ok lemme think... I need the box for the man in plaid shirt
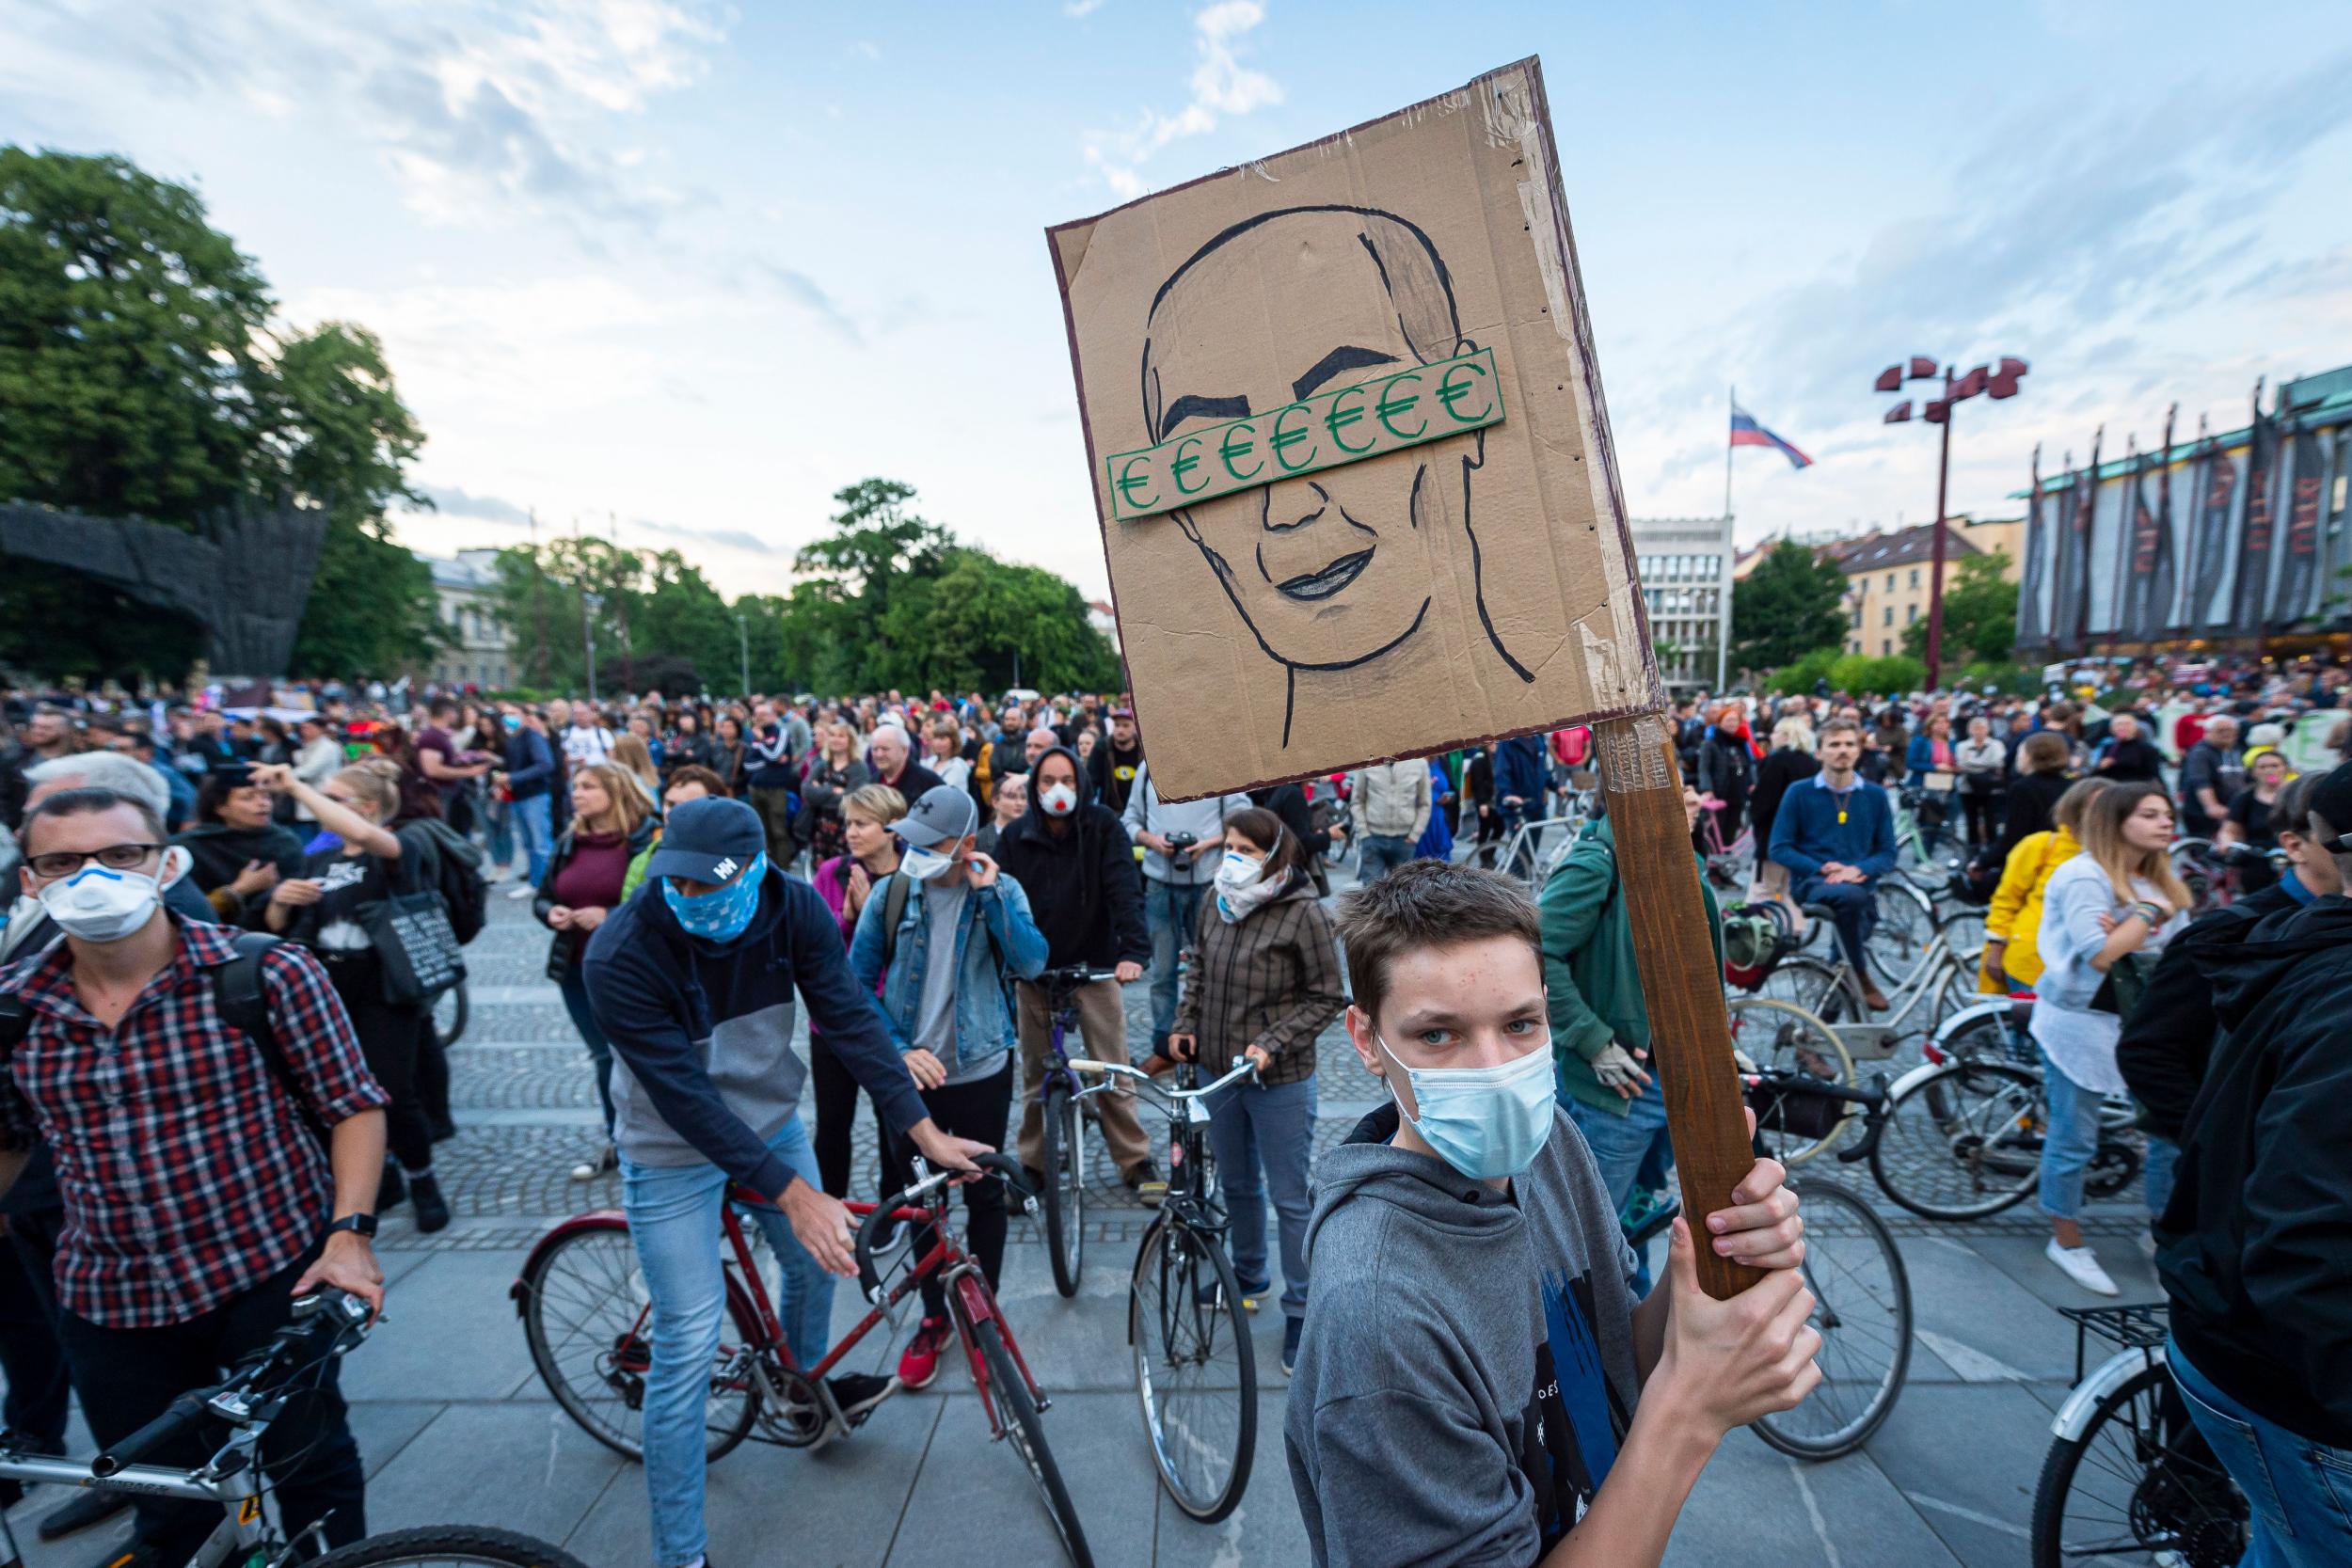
[0,787,390,1567]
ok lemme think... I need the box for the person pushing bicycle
[580,797,992,1568]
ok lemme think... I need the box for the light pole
[734,612,750,696]
[581,591,602,702]
[1875,355,2028,689]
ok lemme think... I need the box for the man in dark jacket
[1492,733,1548,878]
[993,746,1157,1195]
[2154,762,2352,1564]
[2089,710,2164,782]
[581,797,990,1568]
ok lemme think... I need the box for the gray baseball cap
[890,784,979,850]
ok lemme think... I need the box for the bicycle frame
[0,1448,274,1568]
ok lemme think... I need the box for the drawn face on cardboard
[1141,207,1497,680]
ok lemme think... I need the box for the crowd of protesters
[2,644,2348,1568]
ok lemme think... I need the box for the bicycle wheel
[1724,999,1853,1166]
[1867,878,1937,990]
[1749,956,1848,1021]
[517,1222,755,1463]
[1130,1217,1257,1522]
[309,1526,593,1568]
[971,1317,1093,1567]
[432,981,469,1050]
[1041,1075,1086,1298]
[2030,1362,2247,1568]
[1869,1058,2042,1221]
[1750,1180,1911,1460]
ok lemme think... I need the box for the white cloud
[1063,0,1106,16]
[1082,1,1281,199]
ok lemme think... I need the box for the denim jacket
[848,869,1048,1073]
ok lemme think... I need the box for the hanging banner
[2232,412,2278,632]
[2185,443,2240,631]
[2273,430,2325,630]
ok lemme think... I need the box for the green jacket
[1540,816,1723,1117]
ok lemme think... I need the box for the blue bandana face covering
[662,852,767,942]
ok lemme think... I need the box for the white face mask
[898,844,954,882]
[1213,849,1264,893]
[1039,783,1078,816]
[37,863,163,944]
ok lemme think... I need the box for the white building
[417,548,515,690]
[1629,515,1734,692]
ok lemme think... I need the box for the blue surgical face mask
[1375,1031,1557,1180]
[662,852,767,942]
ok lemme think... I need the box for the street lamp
[1874,355,2028,689]
[581,591,603,702]
[734,611,750,697]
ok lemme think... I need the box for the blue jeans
[2143,1133,2179,1220]
[1358,833,1415,884]
[1205,1075,1316,1319]
[2037,1045,2103,1222]
[2169,1339,2352,1568]
[1145,878,1206,1045]
[485,791,516,871]
[559,963,615,1134]
[515,792,555,885]
[1795,876,1879,982]
[622,1117,831,1568]
[1566,1088,1673,1293]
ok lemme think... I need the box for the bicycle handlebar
[1068,1054,1259,1099]
[91,1389,215,1478]
[852,1152,1034,1302]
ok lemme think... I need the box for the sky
[5,0,2349,602]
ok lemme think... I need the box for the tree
[0,149,442,681]
[1899,550,2017,664]
[792,479,952,689]
[1731,542,1851,673]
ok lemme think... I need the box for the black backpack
[403,817,489,945]
[0,930,326,1143]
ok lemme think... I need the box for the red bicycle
[510,1152,1091,1566]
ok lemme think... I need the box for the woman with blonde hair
[536,761,659,1179]
[611,732,661,807]
[2030,780,2189,1295]
[807,783,907,1196]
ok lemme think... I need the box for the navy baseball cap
[645,797,766,883]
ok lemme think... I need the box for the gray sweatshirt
[1285,1104,1641,1567]
[1120,762,1254,886]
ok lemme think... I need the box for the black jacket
[2160,895,2352,1447]
[1748,749,1820,856]
[1985,770,2070,870]
[1090,737,1147,816]
[2092,736,2164,782]
[2115,878,2300,1141]
[993,750,1149,972]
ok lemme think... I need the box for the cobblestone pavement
[7,856,2170,1568]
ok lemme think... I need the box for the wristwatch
[326,1212,378,1240]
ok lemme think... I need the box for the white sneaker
[2046,1239,2119,1296]
[506,882,536,900]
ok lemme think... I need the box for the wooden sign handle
[1592,713,1764,1302]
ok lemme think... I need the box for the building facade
[418,548,515,690]
[1629,515,1734,691]
[1823,519,2019,657]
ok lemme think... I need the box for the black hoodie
[992,745,1149,973]
[2163,894,2352,1446]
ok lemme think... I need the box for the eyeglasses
[25,844,164,879]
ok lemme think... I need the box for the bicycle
[1493,811,1583,888]
[1068,1053,1261,1524]
[431,978,469,1051]
[1621,1067,1913,1460]
[1696,796,1755,893]
[0,1289,590,1568]
[1032,962,1122,1297]
[2030,1301,2246,1567]
[1868,996,2143,1222]
[512,1152,1093,1565]
[2169,838,2285,916]
[1758,885,1978,1039]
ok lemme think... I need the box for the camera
[1163,830,1200,874]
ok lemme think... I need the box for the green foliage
[1955,658,2043,696]
[1899,551,2017,664]
[0,148,442,682]
[1766,647,1844,696]
[1732,542,1850,673]
[1830,653,1927,696]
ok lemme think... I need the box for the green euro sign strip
[1105,347,1502,521]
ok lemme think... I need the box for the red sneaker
[897,1316,950,1390]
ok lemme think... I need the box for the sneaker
[1124,1159,1167,1208]
[570,1144,619,1181]
[505,882,536,900]
[2045,1239,2119,1296]
[37,1486,130,1541]
[1199,1275,1268,1313]
[1281,1316,1303,1376]
[828,1371,897,1425]
[896,1316,951,1390]
[409,1173,451,1234]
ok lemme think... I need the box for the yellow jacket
[1979,827,2079,990]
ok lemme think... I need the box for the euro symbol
[1436,358,1495,424]
[1115,454,1159,515]
[1218,421,1263,483]
[1170,436,1208,497]
[1271,404,1318,473]
[1376,372,1426,439]
[1324,385,1374,454]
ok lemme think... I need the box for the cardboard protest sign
[1048,55,1660,800]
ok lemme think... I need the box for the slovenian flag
[1730,403,1813,469]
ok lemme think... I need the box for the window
[1907,603,1920,625]
[1909,568,1920,590]
[1885,573,1896,592]
[1883,606,1894,627]
[1883,639,1893,655]
[1851,608,1863,628]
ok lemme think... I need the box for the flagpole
[1724,385,1736,523]
[1722,386,1734,695]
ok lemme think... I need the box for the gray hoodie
[1285,1104,1641,1567]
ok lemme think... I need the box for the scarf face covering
[661,853,767,942]
[1214,850,1283,923]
